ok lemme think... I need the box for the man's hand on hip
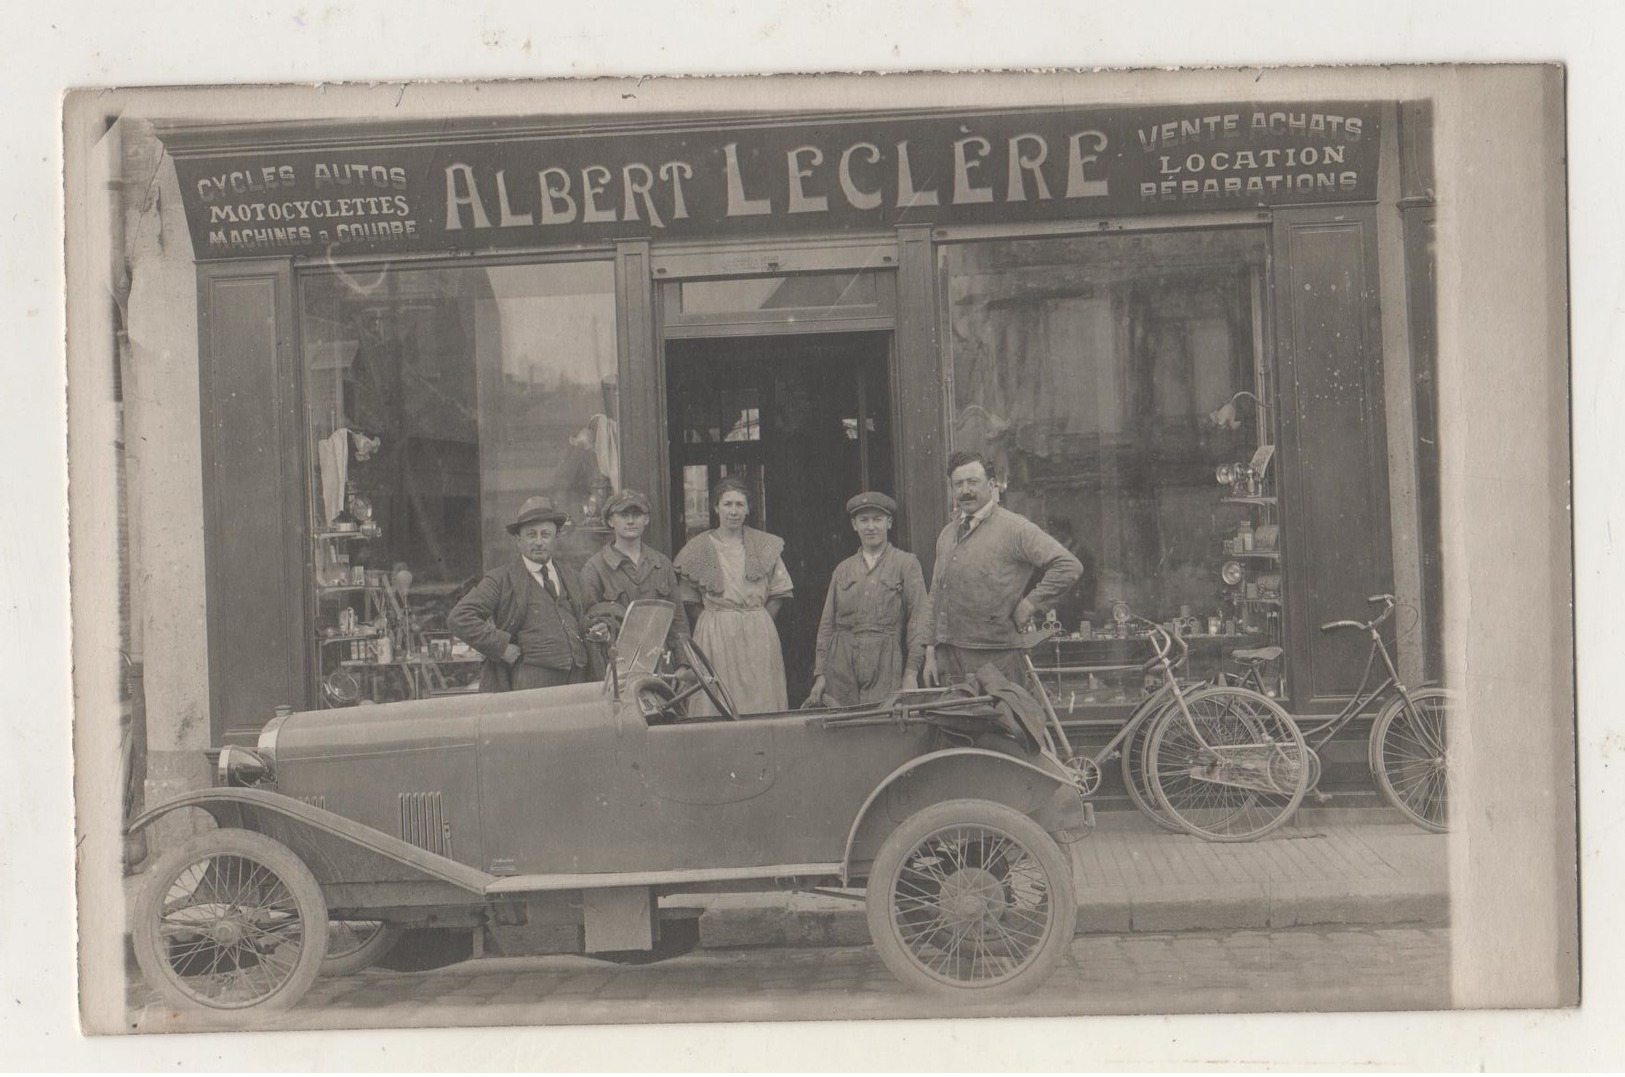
[502,643,523,665]
[1014,598,1037,629]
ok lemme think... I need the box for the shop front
[158,100,1436,796]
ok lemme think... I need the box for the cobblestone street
[126,926,1451,1034]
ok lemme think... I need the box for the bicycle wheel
[1370,688,1452,833]
[1147,685,1308,842]
[1119,687,1185,832]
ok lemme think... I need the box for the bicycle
[1023,613,1307,840]
[1020,630,1199,833]
[1140,620,1310,841]
[1226,593,1451,832]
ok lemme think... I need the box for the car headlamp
[217,745,273,788]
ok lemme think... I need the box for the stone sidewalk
[687,816,1448,949]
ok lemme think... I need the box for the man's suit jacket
[448,559,587,691]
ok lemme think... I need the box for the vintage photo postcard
[61,64,1575,1055]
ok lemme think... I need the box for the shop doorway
[665,332,895,704]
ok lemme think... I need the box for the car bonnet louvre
[399,791,453,857]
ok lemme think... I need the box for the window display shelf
[1222,495,1277,506]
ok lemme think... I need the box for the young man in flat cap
[806,491,930,707]
[449,496,589,691]
[578,488,691,671]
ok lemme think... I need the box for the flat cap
[600,488,651,522]
[846,491,898,517]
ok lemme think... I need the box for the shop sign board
[169,102,1382,260]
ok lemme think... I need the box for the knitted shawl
[673,526,785,597]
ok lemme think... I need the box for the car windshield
[615,600,676,678]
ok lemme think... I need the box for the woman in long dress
[673,477,793,715]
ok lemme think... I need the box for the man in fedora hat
[449,496,589,691]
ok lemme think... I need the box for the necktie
[541,564,558,600]
[957,515,974,542]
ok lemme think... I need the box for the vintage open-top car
[126,601,1092,1019]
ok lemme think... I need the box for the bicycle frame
[1021,645,1195,795]
[1296,599,1429,753]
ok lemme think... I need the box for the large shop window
[942,229,1272,641]
[301,261,619,703]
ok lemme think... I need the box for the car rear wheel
[132,829,328,1018]
[865,799,1074,998]
[322,920,402,976]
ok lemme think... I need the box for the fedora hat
[506,496,569,534]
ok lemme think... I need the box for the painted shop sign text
[168,103,1381,259]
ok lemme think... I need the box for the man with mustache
[449,496,589,692]
[921,451,1082,688]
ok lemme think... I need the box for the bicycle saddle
[1232,646,1284,662]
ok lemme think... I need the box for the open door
[665,332,895,703]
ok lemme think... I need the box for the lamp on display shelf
[1215,444,1277,498]
[1215,460,1258,497]
[1205,390,1271,431]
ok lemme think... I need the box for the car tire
[132,829,328,1019]
[864,798,1074,998]
[321,920,403,976]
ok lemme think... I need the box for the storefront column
[893,224,945,565]
[1373,101,1427,685]
[1271,205,1395,710]
[196,260,308,743]
[120,137,214,818]
[614,239,664,525]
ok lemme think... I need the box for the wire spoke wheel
[1147,686,1308,841]
[1120,688,1189,832]
[866,799,1074,998]
[133,830,328,1017]
[1371,688,1452,832]
[322,919,402,976]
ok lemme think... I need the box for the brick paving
[125,926,1452,1033]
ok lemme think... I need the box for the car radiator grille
[399,791,453,857]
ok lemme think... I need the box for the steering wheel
[679,638,739,721]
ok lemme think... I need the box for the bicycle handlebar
[1322,595,1399,634]
[1140,617,1188,667]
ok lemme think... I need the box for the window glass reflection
[301,261,618,703]
[942,229,1268,630]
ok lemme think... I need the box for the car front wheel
[132,829,328,1018]
[864,798,1075,998]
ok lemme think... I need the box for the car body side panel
[273,695,494,871]
[629,716,940,870]
[475,687,651,875]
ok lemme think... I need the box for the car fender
[839,747,1082,884]
[126,787,492,903]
